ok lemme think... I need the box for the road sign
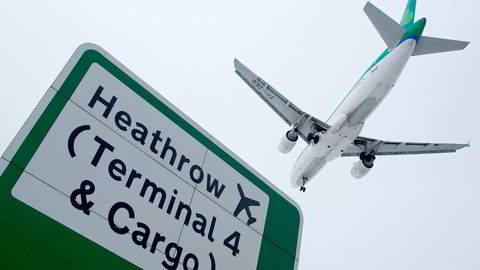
[0,44,303,270]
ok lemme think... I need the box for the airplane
[234,183,260,225]
[234,0,470,192]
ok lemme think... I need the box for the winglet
[234,58,242,70]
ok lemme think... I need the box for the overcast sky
[1,0,479,269]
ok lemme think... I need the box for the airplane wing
[342,135,469,157]
[234,59,329,142]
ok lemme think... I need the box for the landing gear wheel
[306,133,314,142]
[300,178,307,192]
[313,135,320,144]
[359,152,375,168]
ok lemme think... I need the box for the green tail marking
[401,0,416,29]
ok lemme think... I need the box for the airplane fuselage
[291,38,417,187]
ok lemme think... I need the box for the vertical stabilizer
[365,0,469,55]
[401,0,416,29]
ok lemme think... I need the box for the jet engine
[278,128,299,154]
[351,153,375,179]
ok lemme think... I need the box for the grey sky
[1,0,479,269]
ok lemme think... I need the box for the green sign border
[0,45,302,269]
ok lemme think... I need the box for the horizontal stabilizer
[412,36,470,56]
[364,2,405,49]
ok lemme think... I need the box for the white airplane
[234,0,470,192]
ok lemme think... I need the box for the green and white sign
[0,44,302,270]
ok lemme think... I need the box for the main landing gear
[306,133,320,144]
[300,178,307,192]
[359,152,376,168]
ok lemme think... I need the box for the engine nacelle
[278,129,298,154]
[350,154,375,179]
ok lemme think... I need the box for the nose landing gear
[300,177,307,192]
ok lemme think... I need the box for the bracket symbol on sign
[68,124,91,157]
[208,252,216,270]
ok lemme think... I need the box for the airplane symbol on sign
[233,183,260,226]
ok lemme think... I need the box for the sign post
[0,44,303,270]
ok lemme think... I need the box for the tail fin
[399,0,470,55]
[364,2,404,49]
[400,0,416,29]
[365,1,469,55]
